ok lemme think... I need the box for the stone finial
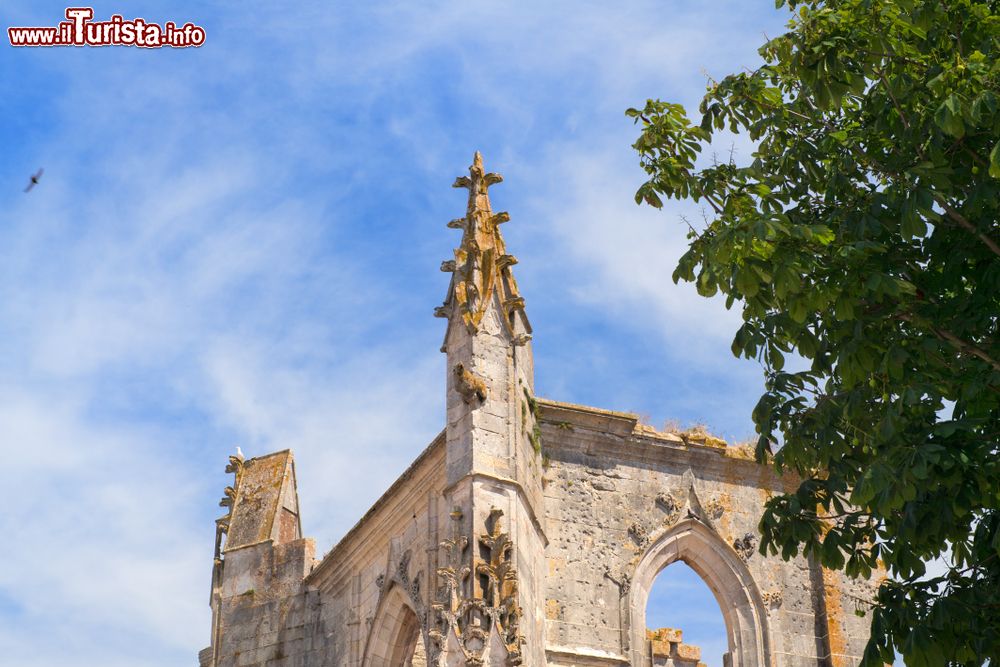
[438,152,527,334]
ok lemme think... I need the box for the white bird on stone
[236,446,244,458]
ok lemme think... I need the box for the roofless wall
[199,154,876,667]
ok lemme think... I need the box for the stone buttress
[430,151,546,666]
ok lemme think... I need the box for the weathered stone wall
[536,398,871,667]
[817,565,882,666]
[204,435,449,667]
[207,539,324,667]
[202,396,874,667]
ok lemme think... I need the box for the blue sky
[1,2,790,665]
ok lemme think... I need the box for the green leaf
[770,346,785,371]
[788,299,808,323]
[934,95,965,138]
[696,269,718,297]
[990,140,1000,179]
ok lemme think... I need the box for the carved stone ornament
[655,492,682,526]
[377,549,424,622]
[733,532,757,562]
[214,451,245,560]
[429,507,524,666]
[703,498,726,521]
[454,363,488,405]
[603,564,632,598]
[628,522,650,549]
[439,152,526,334]
[761,589,783,609]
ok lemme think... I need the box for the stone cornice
[545,645,629,666]
[537,398,797,492]
[536,398,639,436]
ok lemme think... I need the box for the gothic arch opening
[394,613,427,667]
[362,584,428,667]
[629,519,771,667]
[646,561,728,666]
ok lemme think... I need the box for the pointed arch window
[629,519,772,667]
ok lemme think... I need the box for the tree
[627,1,1000,664]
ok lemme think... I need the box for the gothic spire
[436,152,528,336]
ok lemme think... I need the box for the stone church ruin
[199,153,876,667]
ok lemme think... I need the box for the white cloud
[0,391,207,655]
[531,141,744,348]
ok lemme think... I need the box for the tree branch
[927,323,1000,373]
[898,313,1000,372]
[876,70,911,131]
[934,198,1000,258]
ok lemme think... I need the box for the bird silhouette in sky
[23,168,43,193]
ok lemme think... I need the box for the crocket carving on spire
[439,152,526,334]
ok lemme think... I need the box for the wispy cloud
[0,390,207,661]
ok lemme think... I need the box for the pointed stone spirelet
[438,152,525,333]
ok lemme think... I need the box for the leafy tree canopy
[628,1,1000,664]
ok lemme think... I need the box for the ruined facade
[199,153,876,667]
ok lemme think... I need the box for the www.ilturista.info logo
[8,8,205,48]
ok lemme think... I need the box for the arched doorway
[362,584,428,667]
[629,519,771,667]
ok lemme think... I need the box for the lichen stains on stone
[723,444,757,461]
[822,566,851,666]
[224,450,294,552]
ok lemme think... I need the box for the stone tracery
[429,508,524,666]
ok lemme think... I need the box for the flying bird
[24,168,43,193]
